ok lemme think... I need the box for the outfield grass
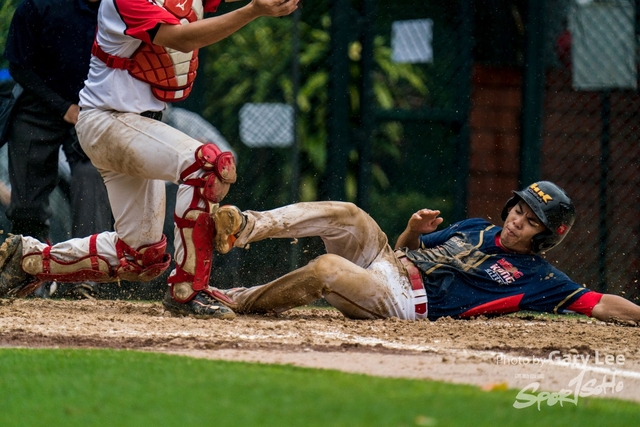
[0,348,638,426]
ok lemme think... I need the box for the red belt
[398,254,427,315]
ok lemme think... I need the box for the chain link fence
[367,2,472,243]
[1,0,639,301]
[189,0,474,290]
[541,0,640,300]
[192,3,332,289]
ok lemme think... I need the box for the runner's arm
[591,294,640,324]
[394,209,443,250]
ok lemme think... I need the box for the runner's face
[500,201,546,254]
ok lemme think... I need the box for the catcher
[208,181,640,323]
[0,0,299,319]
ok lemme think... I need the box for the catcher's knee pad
[21,234,171,283]
[181,143,237,204]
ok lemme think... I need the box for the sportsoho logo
[495,351,625,410]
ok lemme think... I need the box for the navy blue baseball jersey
[404,218,601,320]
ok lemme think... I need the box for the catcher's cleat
[213,205,246,254]
[0,235,39,298]
[162,290,236,319]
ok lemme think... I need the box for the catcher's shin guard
[167,143,237,308]
[21,234,171,284]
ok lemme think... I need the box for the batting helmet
[500,181,576,253]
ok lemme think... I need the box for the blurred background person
[3,0,113,298]
[3,0,112,243]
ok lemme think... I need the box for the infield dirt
[1,298,639,403]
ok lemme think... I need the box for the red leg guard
[167,211,236,307]
[22,234,114,283]
[167,143,238,306]
[21,234,171,284]
[168,211,213,296]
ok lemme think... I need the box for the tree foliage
[200,14,429,206]
[0,0,19,69]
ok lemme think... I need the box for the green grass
[0,349,638,426]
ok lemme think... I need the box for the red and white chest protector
[92,0,204,102]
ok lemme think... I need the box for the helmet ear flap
[531,230,554,254]
[501,195,520,221]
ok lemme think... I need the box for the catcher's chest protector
[94,0,204,102]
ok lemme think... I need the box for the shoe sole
[213,207,242,254]
[0,235,21,271]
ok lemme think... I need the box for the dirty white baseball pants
[224,202,428,320]
[19,108,207,280]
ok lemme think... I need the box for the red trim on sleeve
[115,0,181,44]
[460,294,524,318]
[204,0,222,13]
[566,291,603,317]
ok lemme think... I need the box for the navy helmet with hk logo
[501,181,576,253]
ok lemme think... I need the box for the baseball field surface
[1,298,638,404]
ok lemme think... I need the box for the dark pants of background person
[6,93,113,242]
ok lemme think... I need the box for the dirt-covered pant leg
[237,202,387,266]
[227,202,416,319]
